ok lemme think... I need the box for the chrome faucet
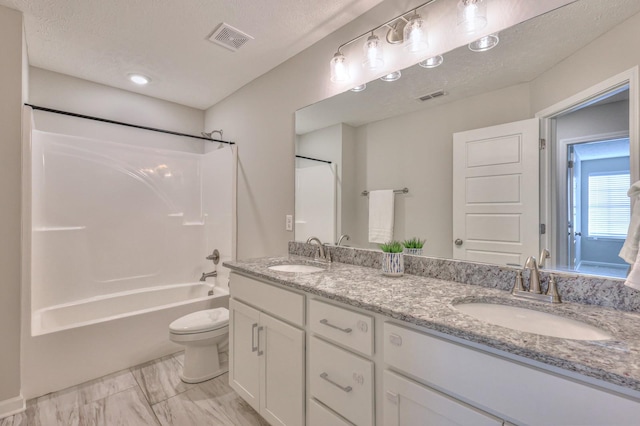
[307,236,330,262]
[337,234,350,246]
[200,271,218,282]
[511,256,561,303]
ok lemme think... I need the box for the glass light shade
[351,84,366,92]
[418,55,443,69]
[468,33,499,52]
[330,52,350,83]
[362,34,384,70]
[457,0,487,34]
[380,70,401,82]
[403,13,429,54]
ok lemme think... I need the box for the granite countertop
[224,255,640,394]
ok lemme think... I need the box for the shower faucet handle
[206,249,220,265]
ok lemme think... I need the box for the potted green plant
[379,241,404,277]
[402,237,426,256]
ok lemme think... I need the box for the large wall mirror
[295,0,640,278]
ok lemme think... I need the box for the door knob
[455,239,463,246]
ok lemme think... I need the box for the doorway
[551,85,631,277]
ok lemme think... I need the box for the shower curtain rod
[25,103,235,145]
[295,155,331,164]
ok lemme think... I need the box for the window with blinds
[587,172,630,238]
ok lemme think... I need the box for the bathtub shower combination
[23,117,235,398]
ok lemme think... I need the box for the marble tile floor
[1,351,267,426]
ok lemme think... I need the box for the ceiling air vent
[208,23,253,52]
[417,90,446,102]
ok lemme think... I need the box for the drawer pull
[251,323,258,352]
[320,319,352,334]
[389,333,403,346]
[320,372,352,393]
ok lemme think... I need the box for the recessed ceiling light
[351,84,367,92]
[128,74,151,85]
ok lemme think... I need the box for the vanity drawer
[308,398,353,426]
[309,299,374,356]
[309,336,374,426]
[229,272,304,326]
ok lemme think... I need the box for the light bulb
[403,12,428,54]
[351,84,366,92]
[457,0,487,34]
[468,33,499,52]
[363,34,384,70]
[418,55,443,69]
[330,51,350,83]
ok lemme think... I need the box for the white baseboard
[0,394,25,419]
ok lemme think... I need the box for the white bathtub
[32,282,227,335]
[23,282,229,398]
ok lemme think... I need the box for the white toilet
[169,307,229,384]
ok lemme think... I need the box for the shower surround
[22,123,235,399]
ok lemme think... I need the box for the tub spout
[200,271,217,282]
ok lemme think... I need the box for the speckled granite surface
[224,255,640,393]
[289,241,640,312]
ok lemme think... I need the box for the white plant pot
[382,252,404,277]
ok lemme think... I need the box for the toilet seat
[169,308,229,335]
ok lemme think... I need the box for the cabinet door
[259,312,305,426]
[229,299,261,412]
[383,370,501,426]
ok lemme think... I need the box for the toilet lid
[169,308,229,334]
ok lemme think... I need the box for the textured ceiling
[296,0,640,134]
[0,0,384,109]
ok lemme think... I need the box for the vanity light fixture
[330,51,350,83]
[468,33,499,52]
[128,73,150,85]
[403,11,429,54]
[380,71,401,82]
[457,0,487,34]
[329,0,438,83]
[363,32,384,70]
[351,84,367,92]
[418,55,443,68]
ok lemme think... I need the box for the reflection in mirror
[295,0,640,278]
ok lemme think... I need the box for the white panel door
[383,370,502,426]
[260,312,305,426]
[229,299,261,412]
[453,118,539,265]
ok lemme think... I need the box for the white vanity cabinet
[229,273,305,426]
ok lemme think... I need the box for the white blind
[587,172,630,238]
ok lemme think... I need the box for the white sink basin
[454,303,612,341]
[268,264,325,273]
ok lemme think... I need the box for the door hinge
[540,224,546,235]
[567,160,574,169]
[539,139,546,150]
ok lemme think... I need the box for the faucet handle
[512,270,525,294]
[545,274,562,303]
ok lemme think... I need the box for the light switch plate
[286,214,293,231]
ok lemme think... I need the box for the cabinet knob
[389,333,402,346]
[455,239,463,246]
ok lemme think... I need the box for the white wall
[205,0,572,259]
[0,4,24,416]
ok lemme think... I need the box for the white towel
[625,250,640,290]
[619,181,640,264]
[368,190,395,244]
